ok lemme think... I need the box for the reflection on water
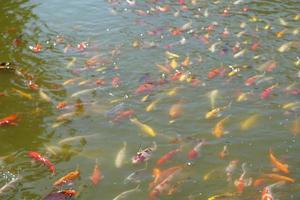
[0,0,300,199]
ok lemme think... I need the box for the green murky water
[0,0,300,199]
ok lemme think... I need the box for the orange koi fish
[212,116,230,138]
[149,165,184,200]
[0,114,18,126]
[219,145,229,159]
[263,173,295,183]
[90,159,101,185]
[169,100,184,119]
[53,168,80,186]
[28,151,55,174]
[156,147,181,166]
[269,149,289,174]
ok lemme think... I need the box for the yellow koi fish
[12,88,32,100]
[146,99,160,112]
[130,118,157,137]
[212,116,230,138]
[165,51,180,59]
[205,107,221,119]
[240,114,258,131]
[208,192,237,200]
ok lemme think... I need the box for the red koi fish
[244,75,258,86]
[112,109,135,123]
[28,151,55,174]
[207,67,225,79]
[188,140,205,159]
[90,159,102,186]
[112,76,121,88]
[250,42,260,51]
[260,84,277,99]
[178,0,185,5]
[135,83,155,94]
[0,114,18,126]
[170,71,183,81]
[156,147,181,166]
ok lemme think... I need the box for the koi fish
[260,84,277,99]
[181,56,190,67]
[28,151,55,174]
[208,192,237,200]
[58,134,97,145]
[53,168,80,186]
[277,41,300,52]
[112,76,121,88]
[240,114,258,131]
[234,163,252,193]
[39,89,51,102]
[212,116,230,138]
[244,74,264,86]
[258,60,277,72]
[132,142,157,164]
[205,107,221,119]
[233,49,246,58]
[146,99,160,112]
[0,114,18,126]
[134,83,155,94]
[29,43,42,53]
[269,149,289,174]
[115,142,127,168]
[203,169,217,181]
[188,140,205,159]
[0,176,21,195]
[66,57,77,68]
[219,145,229,159]
[156,147,181,166]
[291,118,300,135]
[112,109,135,123]
[42,189,77,200]
[236,92,251,102]
[207,89,219,109]
[169,100,184,119]
[207,67,225,79]
[282,101,300,111]
[165,51,180,59]
[130,118,157,137]
[226,160,239,181]
[263,173,295,183]
[261,181,285,200]
[12,88,32,100]
[124,168,149,184]
[149,165,183,200]
[90,159,101,185]
[112,185,141,200]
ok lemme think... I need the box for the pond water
[0,0,299,199]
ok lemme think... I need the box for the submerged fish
[207,89,219,109]
[269,149,289,174]
[90,159,102,185]
[0,176,21,195]
[240,114,258,131]
[124,168,150,184]
[58,134,97,145]
[115,142,127,168]
[112,185,141,200]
